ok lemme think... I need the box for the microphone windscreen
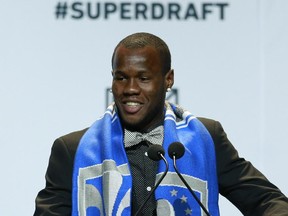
[147,145,165,161]
[168,142,185,159]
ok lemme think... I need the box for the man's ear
[166,69,174,89]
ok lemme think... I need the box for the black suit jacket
[34,118,288,215]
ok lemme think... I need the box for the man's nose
[124,78,140,94]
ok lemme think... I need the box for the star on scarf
[185,208,192,215]
[181,195,188,203]
[170,189,178,197]
[166,188,197,215]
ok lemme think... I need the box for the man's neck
[124,115,164,133]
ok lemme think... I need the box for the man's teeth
[126,102,140,106]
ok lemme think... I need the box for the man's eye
[139,77,149,81]
[114,76,125,81]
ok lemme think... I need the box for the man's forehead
[114,45,158,61]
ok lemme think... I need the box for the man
[34,32,288,215]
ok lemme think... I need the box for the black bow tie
[124,126,164,148]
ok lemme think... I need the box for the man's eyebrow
[112,70,125,75]
[113,70,149,75]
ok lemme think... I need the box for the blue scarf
[72,103,220,216]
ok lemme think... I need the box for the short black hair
[112,32,171,74]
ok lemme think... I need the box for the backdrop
[1,0,287,215]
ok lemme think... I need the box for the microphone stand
[172,155,211,216]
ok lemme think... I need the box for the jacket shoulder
[197,117,217,136]
[56,128,88,154]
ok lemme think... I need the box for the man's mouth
[126,102,141,106]
[123,101,142,114]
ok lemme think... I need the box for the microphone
[168,142,211,216]
[135,145,169,216]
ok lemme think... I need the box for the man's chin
[121,119,144,131]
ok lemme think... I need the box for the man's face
[112,45,173,131]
